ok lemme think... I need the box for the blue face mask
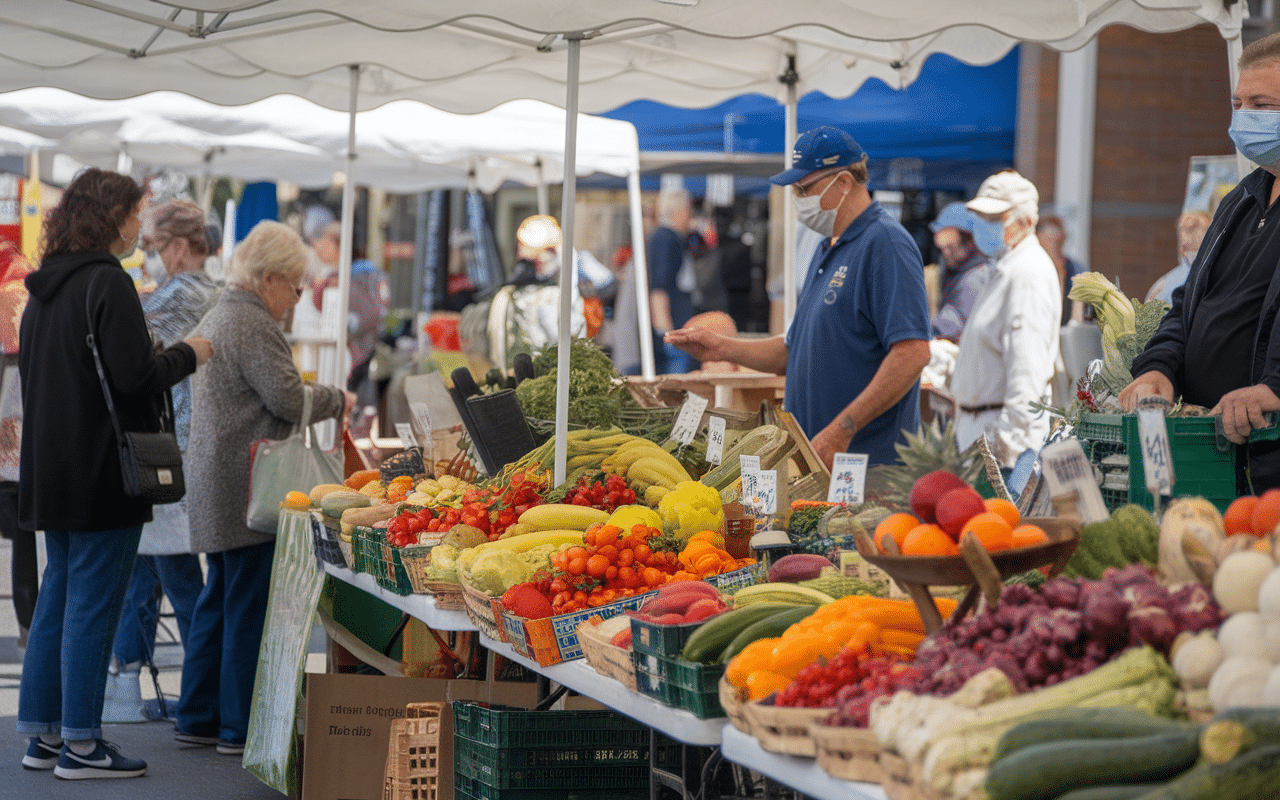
[1229,109,1280,166]
[972,217,1007,258]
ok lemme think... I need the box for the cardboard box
[301,673,537,800]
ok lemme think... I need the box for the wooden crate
[383,702,442,800]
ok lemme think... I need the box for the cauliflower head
[425,544,460,583]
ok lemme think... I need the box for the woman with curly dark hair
[15,168,212,780]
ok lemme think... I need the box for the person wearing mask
[952,171,1062,469]
[1144,210,1212,303]
[104,200,218,722]
[16,168,212,779]
[1122,32,1280,491]
[176,221,353,757]
[666,126,931,468]
[648,189,698,374]
[1035,214,1090,325]
[929,202,990,342]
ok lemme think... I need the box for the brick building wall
[1018,24,1234,300]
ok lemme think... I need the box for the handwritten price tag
[827,452,868,504]
[706,416,726,465]
[409,401,433,436]
[1039,438,1109,525]
[668,392,709,446]
[394,423,419,450]
[1137,406,1175,497]
[755,470,777,515]
[740,454,760,506]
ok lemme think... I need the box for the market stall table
[321,561,475,632]
[627,373,785,415]
[720,725,886,800]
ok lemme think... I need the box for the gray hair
[656,189,692,227]
[231,220,308,289]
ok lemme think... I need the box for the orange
[984,498,1021,529]
[745,670,792,701]
[1009,524,1050,549]
[1251,489,1280,537]
[1225,495,1260,536]
[962,512,1014,552]
[875,512,920,554]
[901,523,960,556]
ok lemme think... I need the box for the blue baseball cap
[769,126,866,186]
[929,202,978,234]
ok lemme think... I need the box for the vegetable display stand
[808,723,883,783]
[743,701,830,757]
[500,591,654,667]
[851,516,1081,635]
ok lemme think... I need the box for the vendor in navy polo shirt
[666,126,931,468]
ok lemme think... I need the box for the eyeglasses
[793,171,841,198]
[274,273,305,298]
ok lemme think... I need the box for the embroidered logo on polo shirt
[824,265,847,305]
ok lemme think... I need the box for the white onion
[1209,655,1274,711]
[1214,550,1276,614]
[1218,612,1271,661]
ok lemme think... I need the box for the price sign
[827,452,869,505]
[1039,438,1109,524]
[756,470,777,515]
[394,423,419,450]
[668,392,709,446]
[1137,406,1176,497]
[409,401,433,437]
[706,416,726,465]
[740,454,760,507]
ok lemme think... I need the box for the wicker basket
[400,547,464,609]
[460,577,504,642]
[576,621,637,692]
[383,702,442,800]
[718,677,750,733]
[809,723,882,784]
[744,701,832,758]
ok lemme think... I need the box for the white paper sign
[395,423,419,450]
[1136,407,1175,497]
[827,453,869,505]
[739,454,761,505]
[1039,438,1110,524]
[409,401,433,437]
[706,416,726,465]
[668,392,709,446]
[755,470,778,515]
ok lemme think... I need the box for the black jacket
[18,252,196,531]
[1132,168,1280,491]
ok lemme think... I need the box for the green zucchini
[1198,707,1280,765]
[716,605,816,664]
[985,726,1201,800]
[679,603,794,664]
[1129,743,1280,800]
[993,706,1191,763]
[1052,784,1169,800]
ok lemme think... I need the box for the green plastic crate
[450,702,648,749]
[630,652,726,719]
[653,732,682,774]
[630,616,708,659]
[453,772,648,800]
[350,524,415,595]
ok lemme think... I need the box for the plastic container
[630,652,726,719]
[309,512,346,568]
[351,525,415,595]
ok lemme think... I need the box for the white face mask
[144,250,168,284]
[795,178,848,237]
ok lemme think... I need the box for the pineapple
[865,418,983,510]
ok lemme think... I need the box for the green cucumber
[1129,743,1280,800]
[1198,707,1280,764]
[680,603,795,664]
[993,706,1192,763]
[716,605,817,665]
[1053,785,1169,800]
[985,726,1201,800]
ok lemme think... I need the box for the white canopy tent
[0,0,1246,484]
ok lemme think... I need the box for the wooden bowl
[856,516,1081,586]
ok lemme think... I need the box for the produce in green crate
[679,602,797,664]
[1068,272,1171,396]
[715,605,818,664]
[1061,504,1159,580]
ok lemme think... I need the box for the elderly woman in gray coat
[175,221,353,754]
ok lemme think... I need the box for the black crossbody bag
[85,269,185,504]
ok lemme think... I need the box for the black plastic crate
[309,512,346,568]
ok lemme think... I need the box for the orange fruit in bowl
[1009,524,1049,548]
[984,498,1021,529]
[875,512,920,554]
[1251,489,1280,537]
[901,523,960,556]
[1224,495,1259,536]
[961,511,1014,552]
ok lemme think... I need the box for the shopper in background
[953,171,1061,470]
[178,221,353,757]
[666,126,931,469]
[1144,210,1212,303]
[1035,214,1090,325]
[0,242,35,655]
[16,168,212,779]
[104,200,218,723]
[648,188,698,374]
[1123,31,1280,491]
[929,202,990,342]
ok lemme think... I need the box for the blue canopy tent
[599,49,1019,197]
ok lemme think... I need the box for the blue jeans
[112,554,204,665]
[17,526,143,741]
[175,540,275,745]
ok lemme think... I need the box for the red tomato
[586,554,610,578]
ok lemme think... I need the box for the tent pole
[1053,38,1096,272]
[781,52,798,328]
[629,164,655,379]
[535,157,550,216]
[337,64,358,422]
[1226,4,1249,180]
[554,34,583,486]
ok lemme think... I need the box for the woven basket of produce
[743,701,831,757]
[576,620,637,692]
[718,677,750,733]
[459,577,505,642]
[808,723,882,784]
